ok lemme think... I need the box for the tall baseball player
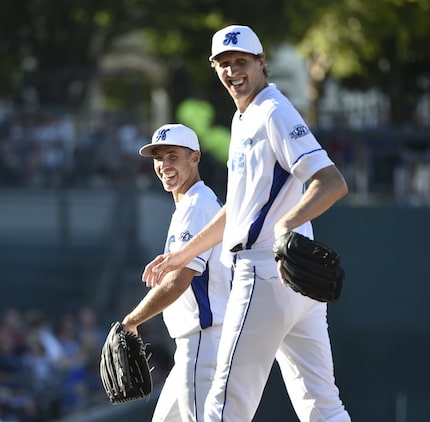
[121,123,231,421]
[143,26,351,421]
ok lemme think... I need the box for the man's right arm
[122,267,195,334]
[142,206,226,287]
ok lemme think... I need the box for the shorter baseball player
[122,124,231,421]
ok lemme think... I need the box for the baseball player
[143,26,351,421]
[121,123,231,421]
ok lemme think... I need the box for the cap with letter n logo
[209,25,263,61]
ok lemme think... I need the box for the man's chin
[162,183,174,192]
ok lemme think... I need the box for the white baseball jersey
[162,181,231,339]
[205,83,350,421]
[221,83,334,267]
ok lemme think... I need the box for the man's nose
[226,65,236,76]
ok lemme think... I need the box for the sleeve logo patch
[289,124,309,140]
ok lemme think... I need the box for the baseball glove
[273,231,345,303]
[100,321,152,404]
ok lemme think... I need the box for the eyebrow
[152,147,184,158]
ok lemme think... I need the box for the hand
[121,318,138,336]
[142,254,167,288]
[274,221,294,242]
[142,250,190,288]
[276,259,287,284]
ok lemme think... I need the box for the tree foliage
[0,0,429,125]
[0,0,223,109]
[297,0,430,123]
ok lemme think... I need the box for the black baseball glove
[100,321,152,404]
[273,231,345,303]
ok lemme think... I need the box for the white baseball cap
[139,123,200,156]
[209,25,263,61]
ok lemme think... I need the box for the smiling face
[212,51,267,113]
[152,145,200,202]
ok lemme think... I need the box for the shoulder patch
[289,124,309,140]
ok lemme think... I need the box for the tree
[0,0,332,111]
[0,0,226,107]
[296,0,430,125]
[1,0,429,127]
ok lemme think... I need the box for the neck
[172,175,200,203]
[235,81,269,113]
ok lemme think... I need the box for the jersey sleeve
[266,106,334,183]
[167,205,213,275]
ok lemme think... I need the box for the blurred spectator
[0,326,39,421]
[0,309,25,355]
[21,333,61,419]
[25,310,64,366]
[86,118,123,187]
[77,307,105,360]
[0,383,39,422]
[54,313,88,415]
[56,308,108,412]
[0,135,24,186]
[0,330,23,389]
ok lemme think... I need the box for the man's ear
[192,150,201,165]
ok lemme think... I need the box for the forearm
[142,206,226,286]
[274,165,348,238]
[182,205,226,260]
[123,268,193,330]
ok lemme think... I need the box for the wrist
[274,225,293,240]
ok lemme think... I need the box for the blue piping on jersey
[221,267,256,420]
[195,255,206,266]
[292,148,323,167]
[194,331,202,421]
[191,265,213,329]
[246,161,290,249]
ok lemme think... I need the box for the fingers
[146,270,166,288]
[277,260,287,284]
[121,315,138,335]
[142,251,187,287]
[142,255,167,288]
[122,322,138,336]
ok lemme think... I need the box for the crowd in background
[0,307,109,421]
[0,306,173,422]
[1,110,430,205]
[0,111,152,190]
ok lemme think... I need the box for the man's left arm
[274,165,348,239]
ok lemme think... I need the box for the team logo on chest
[166,235,175,253]
[231,138,252,174]
[166,231,192,253]
[179,231,193,242]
